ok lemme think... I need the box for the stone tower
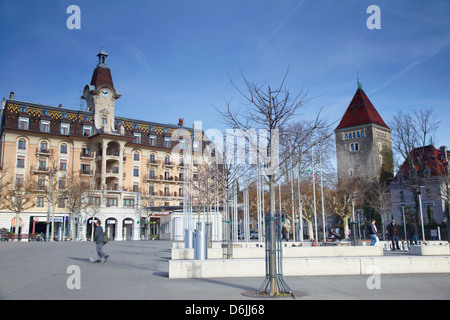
[334,84,392,183]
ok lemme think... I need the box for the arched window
[60,143,68,154]
[18,138,27,150]
[40,141,48,152]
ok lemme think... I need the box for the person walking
[409,220,419,246]
[281,224,289,242]
[387,220,400,251]
[369,219,378,246]
[93,220,109,263]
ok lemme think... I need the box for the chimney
[9,92,14,99]
[440,145,448,162]
[178,118,184,126]
[58,104,62,108]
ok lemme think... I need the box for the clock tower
[82,49,121,134]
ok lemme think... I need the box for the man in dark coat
[387,220,400,251]
[409,220,419,245]
[93,220,109,263]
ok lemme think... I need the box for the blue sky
[1,0,449,148]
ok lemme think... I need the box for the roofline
[334,122,392,133]
[5,98,194,132]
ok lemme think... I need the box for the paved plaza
[0,240,449,300]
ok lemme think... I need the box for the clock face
[100,88,110,98]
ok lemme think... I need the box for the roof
[394,145,450,181]
[335,88,389,131]
[90,66,114,90]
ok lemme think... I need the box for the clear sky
[1,0,449,148]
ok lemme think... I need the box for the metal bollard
[194,228,207,260]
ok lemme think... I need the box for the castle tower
[334,84,392,183]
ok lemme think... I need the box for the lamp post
[417,186,426,242]
[401,205,407,240]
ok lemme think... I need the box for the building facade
[334,84,392,183]
[389,145,450,228]
[0,50,205,241]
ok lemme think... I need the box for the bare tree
[1,173,36,240]
[389,108,440,215]
[217,69,319,296]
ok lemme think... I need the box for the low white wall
[410,245,449,256]
[169,256,450,279]
[171,245,383,260]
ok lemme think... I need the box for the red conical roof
[335,88,389,130]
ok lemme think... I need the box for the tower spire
[357,69,362,90]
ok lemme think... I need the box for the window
[59,160,67,172]
[18,117,29,130]
[89,197,101,206]
[345,134,348,140]
[15,174,24,187]
[82,125,92,136]
[361,131,364,137]
[41,109,49,116]
[134,133,141,144]
[81,164,91,175]
[36,197,45,208]
[134,152,140,161]
[149,153,156,163]
[133,167,139,177]
[40,141,48,152]
[164,137,171,148]
[193,140,199,151]
[61,112,68,119]
[38,177,46,188]
[20,106,28,113]
[102,117,107,127]
[164,155,171,165]
[164,171,171,180]
[133,184,139,192]
[124,198,135,207]
[81,147,91,157]
[18,138,27,150]
[38,160,47,171]
[149,170,155,179]
[16,157,25,168]
[400,191,405,202]
[60,143,68,154]
[40,120,50,133]
[179,188,184,197]
[106,198,118,207]
[58,178,66,189]
[60,123,70,135]
[164,187,170,196]
[149,135,157,146]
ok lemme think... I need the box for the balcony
[36,149,53,157]
[163,161,175,168]
[31,166,50,174]
[148,159,160,167]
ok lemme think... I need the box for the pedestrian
[93,220,109,263]
[281,224,288,242]
[369,219,379,246]
[387,220,400,251]
[409,219,419,246]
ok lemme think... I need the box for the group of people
[369,219,419,249]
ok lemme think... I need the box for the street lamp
[417,186,426,242]
[401,205,407,240]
